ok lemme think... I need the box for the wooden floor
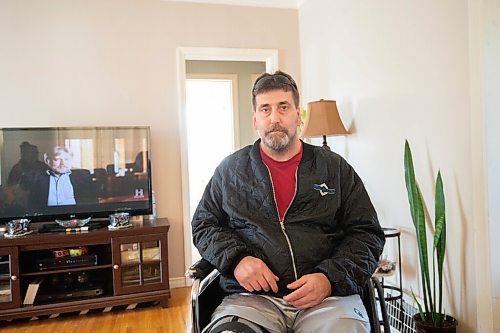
[0,287,191,333]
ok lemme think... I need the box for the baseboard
[169,277,187,289]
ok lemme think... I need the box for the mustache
[264,124,289,135]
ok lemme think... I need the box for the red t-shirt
[260,145,303,221]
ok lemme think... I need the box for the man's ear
[252,111,257,129]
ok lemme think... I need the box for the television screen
[0,126,152,223]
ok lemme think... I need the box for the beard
[55,167,70,174]
[50,165,71,175]
[260,124,295,152]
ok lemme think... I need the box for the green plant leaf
[404,140,433,313]
[411,288,425,322]
[434,171,446,324]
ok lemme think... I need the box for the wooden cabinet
[0,218,170,321]
[0,246,20,310]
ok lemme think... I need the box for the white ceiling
[162,0,301,9]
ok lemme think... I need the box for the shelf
[378,284,402,301]
[21,264,113,277]
[122,276,161,286]
[382,227,401,237]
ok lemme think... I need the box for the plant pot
[413,313,458,333]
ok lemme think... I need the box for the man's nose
[269,108,280,123]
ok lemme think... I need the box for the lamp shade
[301,99,348,138]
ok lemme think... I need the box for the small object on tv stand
[36,254,98,271]
[108,212,131,229]
[108,222,133,230]
[4,219,32,238]
[149,190,157,220]
[55,217,91,228]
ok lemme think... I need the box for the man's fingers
[286,276,306,291]
[283,287,306,303]
[242,283,254,292]
[256,276,271,291]
[265,276,279,293]
[283,277,307,302]
[262,271,279,293]
[234,256,280,293]
[249,280,263,291]
[284,273,332,309]
[256,270,279,292]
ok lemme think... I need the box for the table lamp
[301,99,349,150]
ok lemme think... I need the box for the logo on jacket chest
[312,183,336,196]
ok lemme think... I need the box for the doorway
[177,47,278,285]
[185,74,238,264]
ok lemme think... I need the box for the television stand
[0,217,170,321]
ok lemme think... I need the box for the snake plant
[404,140,446,326]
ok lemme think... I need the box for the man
[7,141,48,186]
[192,71,385,333]
[20,146,96,208]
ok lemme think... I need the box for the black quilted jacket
[192,140,385,297]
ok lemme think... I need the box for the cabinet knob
[113,264,119,270]
[11,275,17,281]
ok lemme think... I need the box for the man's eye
[260,108,269,113]
[280,105,289,111]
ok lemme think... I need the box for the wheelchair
[188,259,391,333]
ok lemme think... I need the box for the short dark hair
[252,70,299,109]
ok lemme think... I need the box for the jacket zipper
[264,165,299,280]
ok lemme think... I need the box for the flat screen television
[0,126,152,224]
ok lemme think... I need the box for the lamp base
[322,135,331,151]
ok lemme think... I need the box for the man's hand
[283,273,332,309]
[234,256,279,293]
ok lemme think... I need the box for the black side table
[374,227,404,328]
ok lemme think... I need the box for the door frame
[176,47,278,285]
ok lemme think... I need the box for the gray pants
[204,293,370,333]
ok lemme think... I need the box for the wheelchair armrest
[186,258,217,280]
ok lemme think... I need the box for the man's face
[253,89,301,152]
[49,152,72,175]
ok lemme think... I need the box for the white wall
[298,0,490,332]
[0,0,301,280]
[484,0,500,329]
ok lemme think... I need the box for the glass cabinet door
[112,234,168,295]
[119,242,140,287]
[141,240,161,285]
[0,247,20,310]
